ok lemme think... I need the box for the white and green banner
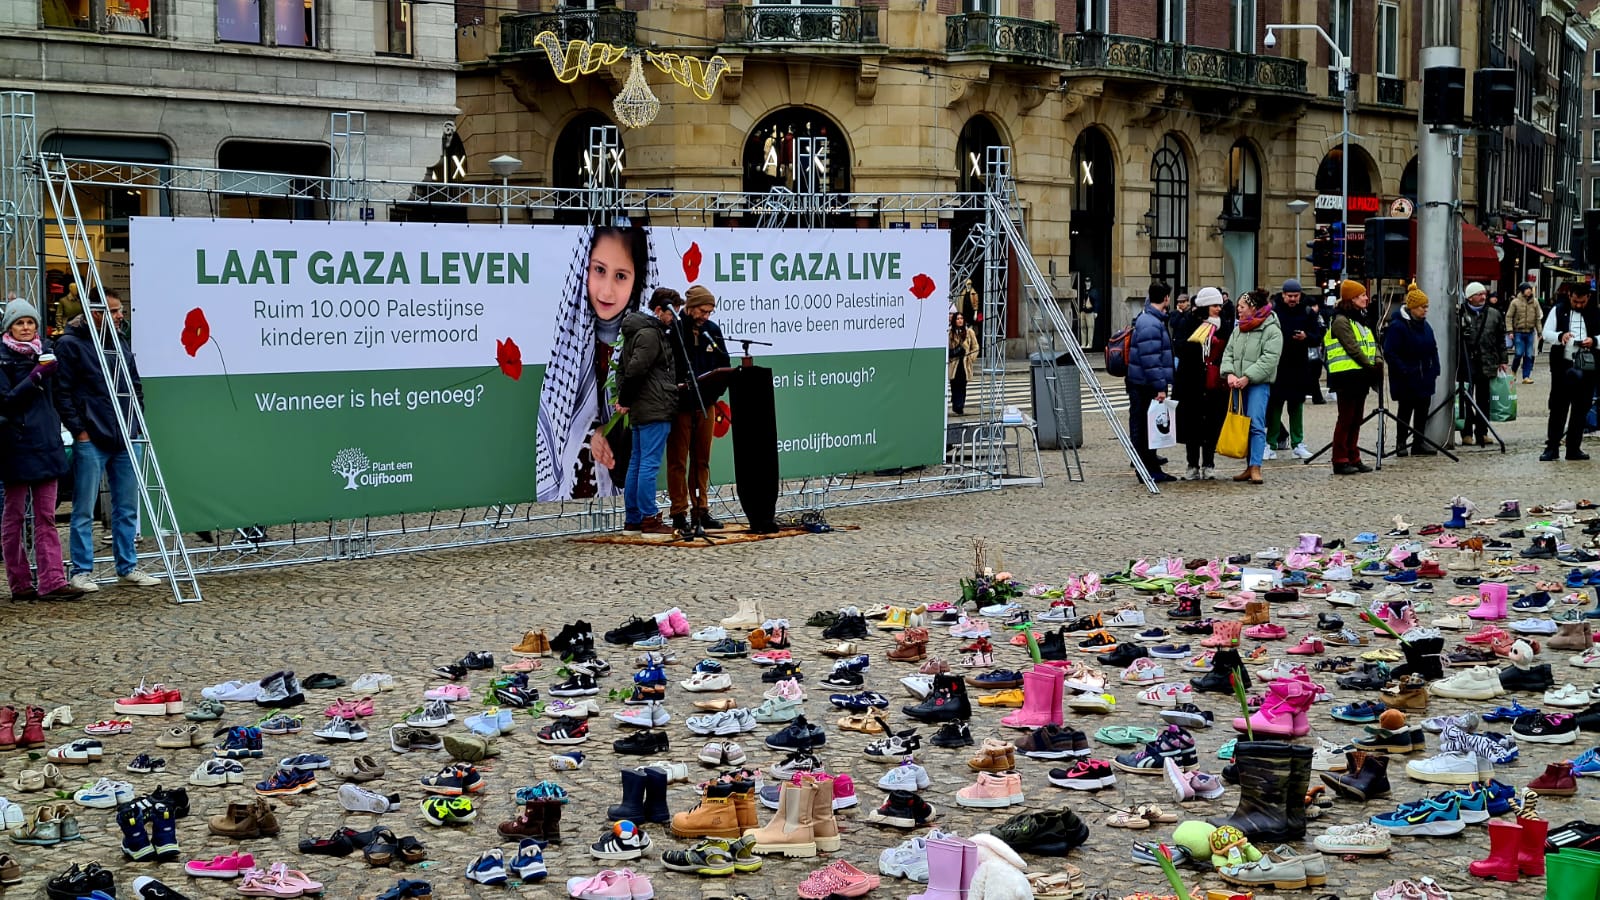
[130,218,949,529]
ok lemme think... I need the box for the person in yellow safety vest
[1323,279,1384,475]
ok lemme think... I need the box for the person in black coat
[1267,280,1325,457]
[1382,286,1442,456]
[0,299,81,600]
[1171,287,1231,480]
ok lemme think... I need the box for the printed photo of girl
[535,224,656,501]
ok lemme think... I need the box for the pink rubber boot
[1043,664,1065,727]
[910,835,978,900]
[1001,667,1060,729]
[1232,679,1311,737]
[1469,583,1509,621]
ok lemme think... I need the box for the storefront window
[276,0,314,47]
[43,0,154,32]
[377,0,411,55]
[42,0,90,29]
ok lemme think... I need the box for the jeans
[71,440,138,576]
[3,481,68,594]
[667,409,714,518]
[1512,332,1537,380]
[1395,397,1431,452]
[1243,383,1271,467]
[624,421,671,523]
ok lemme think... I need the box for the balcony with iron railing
[1058,33,1307,94]
[946,14,1060,63]
[722,5,880,45]
[1376,75,1406,108]
[497,7,637,55]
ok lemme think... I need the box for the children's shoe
[420,796,476,826]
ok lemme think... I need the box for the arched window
[1151,133,1189,293]
[1223,140,1261,227]
[955,115,1005,194]
[742,108,851,195]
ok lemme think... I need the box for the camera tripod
[1426,305,1506,454]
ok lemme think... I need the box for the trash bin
[1029,352,1082,449]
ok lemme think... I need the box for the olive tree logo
[332,448,370,491]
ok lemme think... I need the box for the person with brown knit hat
[1382,283,1441,456]
[667,284,732,532]
[1322,279,1384,474]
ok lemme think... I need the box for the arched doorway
[1314,145,1379,228]
[953,115,1008,346]
[1070,127,1115,349]
[1221,140,1262,297]
[742,108,851,196]
[1400,156,1418,202]
[552,110,624,225]
[1150,133,1190,294]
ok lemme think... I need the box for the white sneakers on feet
[68,573,98,593]
[1262,447,1278,460]
[120,569,160,587]
[1292,443,1313,460]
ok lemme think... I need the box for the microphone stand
[1425,305,1505,453]
[669,312,715,545]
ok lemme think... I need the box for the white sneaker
[351,673,395,693]
[614,703,670,728]
[1404,751,1486,785]
[339,783,399,813]
[69,573,99,593]
[1262,447,1278,460]
[201,680,262,702]
[1103,609,1146,628]
[1292,443,1313,460]
[878,762,931,791]
[188,758,244,787]
[119,569,161,587]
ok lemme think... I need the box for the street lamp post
[1287,199,1311,282]
[1266,25,1350,279]
[488,154,522,225]
[1516,217,1537,292]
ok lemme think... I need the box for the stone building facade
[458,0,1459,342]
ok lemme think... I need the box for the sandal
[838,712,887,735]
[362,828,400,866]
[1105,809,1153,829]
[1136,803,1179,823]
[396,835,428,863]
[1029,868,1085,899]
[1094,725,1157,747]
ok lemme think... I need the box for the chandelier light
[613,54,660,129]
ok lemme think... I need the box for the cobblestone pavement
[0,377,1596,900]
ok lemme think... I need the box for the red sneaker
[114,681,173,716]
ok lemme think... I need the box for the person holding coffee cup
[0,298,81,600]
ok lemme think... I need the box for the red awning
[1505,234,1558,259]
[1407,220,1501,282]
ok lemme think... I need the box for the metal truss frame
[2,143,1037,580]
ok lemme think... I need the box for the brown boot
[895,626,930,645]
[967,738,1016,773]
[638,515,673,536]
[252,799,279,837]
[887,640,927,662]
[671,788,741,839]
[805,774,841,853]
[1233,467,1253,482]
[731,787,757,832]
[1551,620,1593,651]
[542,795,562,844]
[1243,600,1271,626]
[1249,465,1264,484]
[513,630,550,656]
[497,801,546,841]
[745,781,817,857]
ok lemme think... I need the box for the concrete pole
[1419,0,1462,449]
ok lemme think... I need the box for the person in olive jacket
[0,299,82,600]
[1458,281,1507,446]
[616,288,683,536]
[1219,289,1283,484]
[1382,284,1442,457]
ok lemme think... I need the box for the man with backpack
[1109,283,1177,483]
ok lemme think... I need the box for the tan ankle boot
[670,789,741,839]
[1243,600,1271,626]
[967,739,1015,772]
[731,787,757,831]
[887,640,927,662]
[805,774,841,853]
[1551,620,1593,651]
[745,781,817,857]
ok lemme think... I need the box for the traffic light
[1306,225,1332,272]
[1329,222,1346,274]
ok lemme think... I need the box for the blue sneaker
[1355,532,1380,545]
[466,849,508,885]
[1283,571,1309,587]
[510,838,548,881]
[973,670,1024,687]
[694,659,724,674]
[1371,795,1466,835]
[1482,701,1539,723]
[548,750,585,771]
[1515,591,1554,610]
[634,665,666,686]
[1361,561,1389,574]
[1571,747,1600,777]
[1331,700,1388,724]
[839,654,871,673]
[1383,569,1419,584]
[1150,643,1191,659]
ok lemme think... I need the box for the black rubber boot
[1391,635,1445,683]
[1319,750,1390,801]
[1209,741,1308,843]
[606,768,649,822]
[640,767,671,824]
[1191,649,1248,694]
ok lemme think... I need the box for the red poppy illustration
[682,241,703,283]
[909,273,937,300]
[712,400,733,438]
[496,337,523,381]
[181,307,210,357]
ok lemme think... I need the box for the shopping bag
[1490,372,1517,422]
[1146,399,1177,451]
[1215,390,1251,459]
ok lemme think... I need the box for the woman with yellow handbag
[1219,290,1283,484]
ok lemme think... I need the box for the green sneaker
[419,795,476,826]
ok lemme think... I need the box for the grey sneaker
[119,569,161,587]
[406,700,453,729]
[389,724,443,753]
[313,716,368,742]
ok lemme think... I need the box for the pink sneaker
[1285,636,1324,656]
[763,678,805,702]
[423,685,469,703]
[566,869,635,900]
[750,650,792,665]
[955,772,1024,808]
[324,696,377,717]
[501,658,542,673]
[830,772,858,809]
[1463,625,1509,645]
[1243,623,1287,640]
[799,861,881,899]
[185,851,255,878]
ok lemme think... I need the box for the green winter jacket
[1220,313,1284,387]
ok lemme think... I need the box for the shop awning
[1547,265,1586,277]
[1505,234,1558,259]
[1461,222,1501,281]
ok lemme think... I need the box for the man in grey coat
[1458,281,1507,446]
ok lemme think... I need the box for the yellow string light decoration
[645,51,730,101]
[534,31,627,83]
[613,54,661,129]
